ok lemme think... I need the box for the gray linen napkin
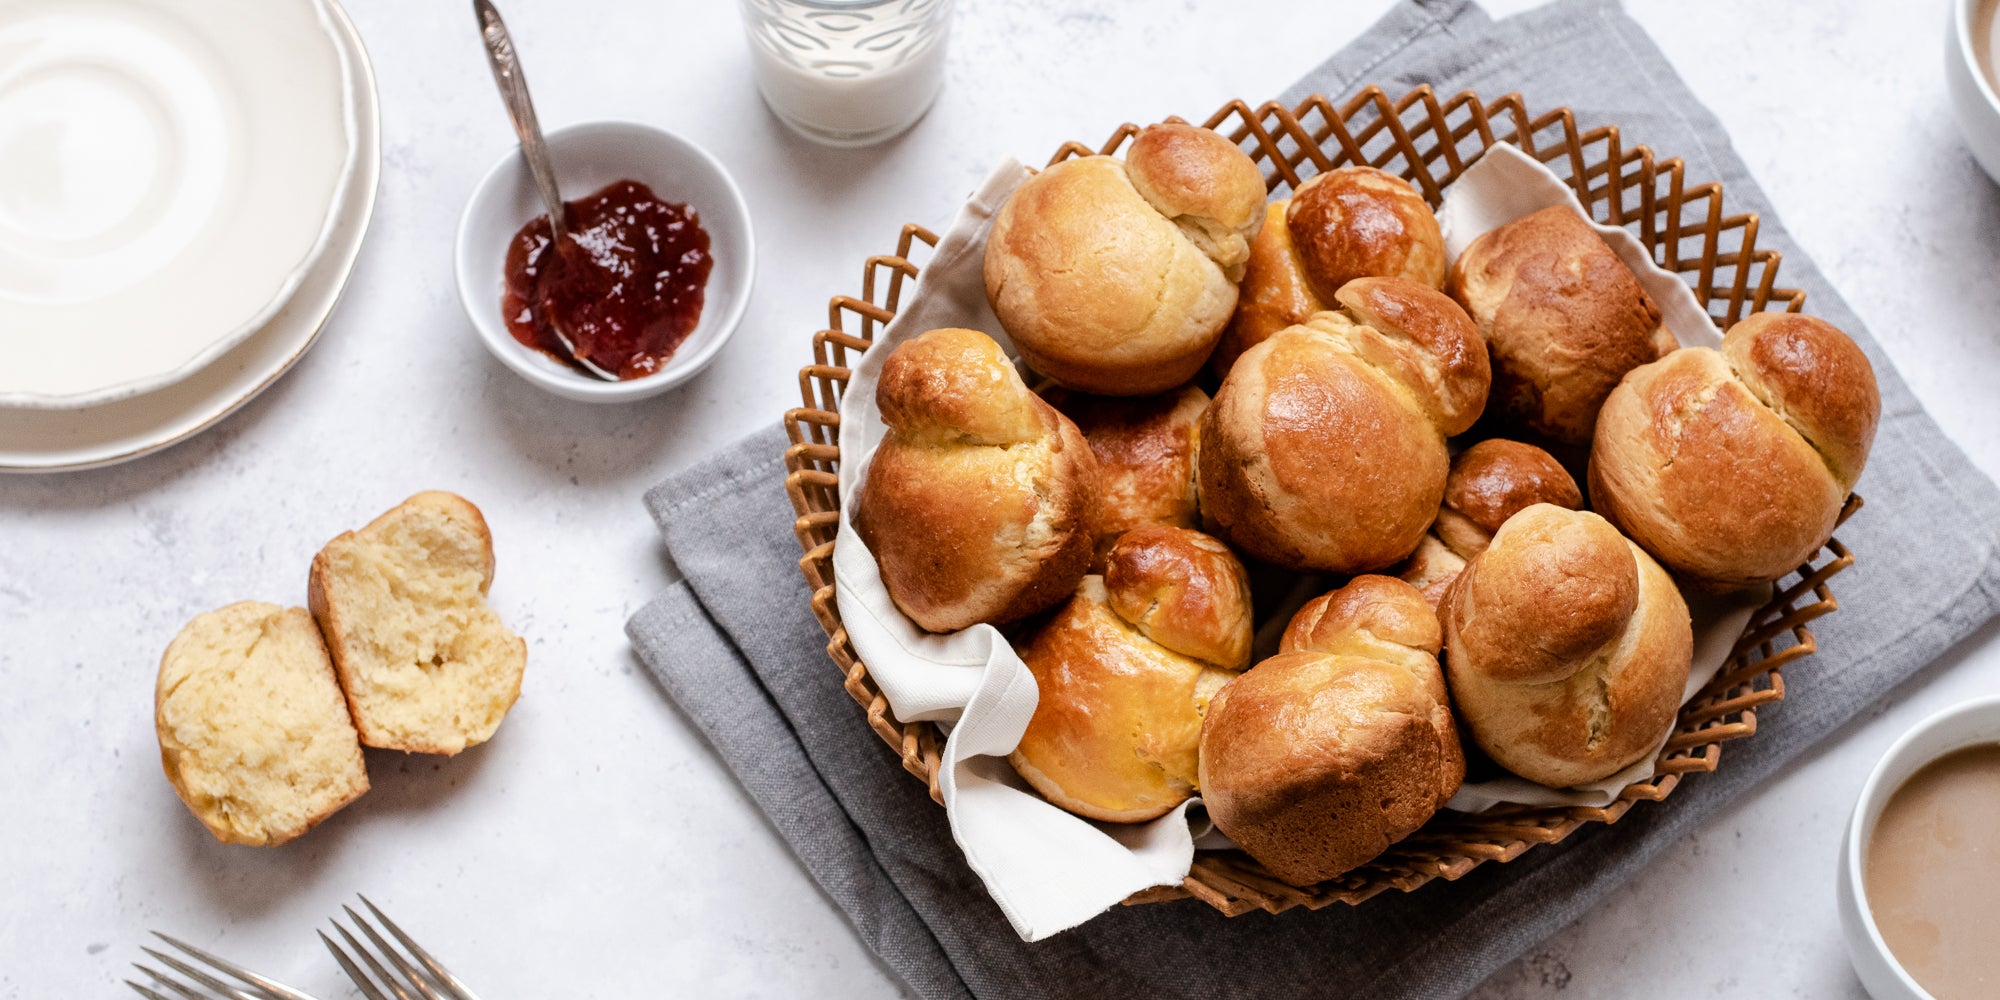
[626,1,2000,997]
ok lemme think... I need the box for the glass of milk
[739,0,953,147]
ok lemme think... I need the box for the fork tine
[356,896,482,1000]
[132,965,210,1000]
[320,930,395,1000]
[140,948,269,1000]
[343,906,446,1000]
[125,981,174,1000]
[150,933,320,1000]
[334,922,428,1000]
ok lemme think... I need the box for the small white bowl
[1837,694,2000,1000]
[1946,0,2000,186]
[454,121,754,402]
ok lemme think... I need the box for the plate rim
[0,0,364,409]
[0,0,379,472]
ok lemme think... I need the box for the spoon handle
[472,0,568,241]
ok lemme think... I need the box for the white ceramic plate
[0,0,357,408]
[0,0,377,471]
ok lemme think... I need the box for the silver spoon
[472,0,619,381]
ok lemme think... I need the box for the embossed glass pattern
[739,0,953,146]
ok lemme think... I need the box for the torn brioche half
[156,601,370,846]
[309,491,526,755]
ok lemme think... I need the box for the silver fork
[127,932,322,1000]
[319,895,484,1000]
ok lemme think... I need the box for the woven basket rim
[781,85,1858,917]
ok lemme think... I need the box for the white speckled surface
[1,1,1995,997]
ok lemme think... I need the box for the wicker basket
[781,86,1859,916]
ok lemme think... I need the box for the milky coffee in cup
[1863,743,2000,1000]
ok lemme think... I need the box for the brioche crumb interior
[320,505,523,754]
[157,603,365,845]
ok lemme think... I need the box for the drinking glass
[739,0,953,147]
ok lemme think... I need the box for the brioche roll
[1447,205,1677,445]
[1215,202,1320,375]
[1123,123,1266,279]
[1044,385,1207,563]
[1396,439,1582,605]
[1198,277,1490,572]
[157,602,369,846]
[1288,166,1447,299]
[1589,312,1879,590]
[1010,527,1250,822]
[1101,524,1251,669]
[1200,576,1462,885]
[1215,166,1445,376]
[984,123,1265,395]
[853,329,1100,632]
[309,491,526,756]
[1441,504,1693,788]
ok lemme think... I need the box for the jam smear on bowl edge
[501,179,714,380]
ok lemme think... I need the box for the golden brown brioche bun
[1446,205,1676,444]
[1043,385,1208,562]
[1213,201,1324,376]
[1102,525,1253,669]
[1197,277,1490,572]
[1332,278,1489,434]
[1199,576,1463,885]
[1009,527,1250,822]
[1441,504,1693,788]
[983,124,1265,395]
[1214,166,1446,377]
[1396,439,1582,606]
[1287,166,1447,301]
[1588,312,1879,590]
[1123,123,1267,279]
[1434,439,1583,556]
[853,329,1100,632]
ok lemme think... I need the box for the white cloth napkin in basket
[832,144,1764,940]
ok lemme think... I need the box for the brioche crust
[1010,529,1248,823]
[1588,313,1878,589]
[1441,505,1693,787]
[1198,280,1488,573]
[1217,166,1447,377]
[1332,277,1490,436]
[1213,201,1325,376]
[1286,166,1447,300]
[1200,576,1461,885]
[984,125,1265,395]
[1124,122,1267,280]
[1102,525,1253,669]
[1044,385,1208,561]
[1447,205,1674,444]
[854,329,1100,632]
[1396,439,1581,605]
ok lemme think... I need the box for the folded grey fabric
[626,1,2000,996]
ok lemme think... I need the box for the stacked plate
[0,0,380,471]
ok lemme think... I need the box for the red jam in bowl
[501,179,714,380]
